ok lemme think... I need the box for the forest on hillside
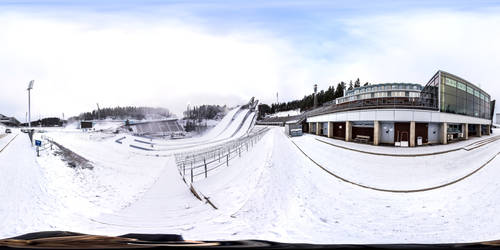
[183,105,227,121]
[71,106,172,121]
[258,78,370,117]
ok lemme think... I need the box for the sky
[1,0,500,121]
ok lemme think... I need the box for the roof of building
[345,82,422,96]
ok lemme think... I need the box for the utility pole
[313,84,318,108]
[27,80,34,128]
[96,103,101,120]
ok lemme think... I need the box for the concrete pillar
[410,121,416,147]
[476,124,481,137]
[345,121,352,142]
[441,122,448,145]
[464,123,468,139]
[373,121,380,146]
[328,122,333,138]
[316,122,320,136]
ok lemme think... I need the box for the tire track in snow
[291,139,500,193]
[0,134,18,154]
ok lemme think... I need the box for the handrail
[175,127,269,183]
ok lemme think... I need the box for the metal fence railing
[175,127,269,183]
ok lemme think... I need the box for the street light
[27,80,34,128]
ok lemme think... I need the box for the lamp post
[27,80,34,128]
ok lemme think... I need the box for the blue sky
[1,0,500,120]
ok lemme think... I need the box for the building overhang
[306,108,492,125]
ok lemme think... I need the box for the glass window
[409,92,420,98]
[466,92,474,116]
[444,93,456,113]
[456,90,466,115]
[445,78,457,87]
[457,82,466,92]
[467,86,474,95]
[474,95,480,117]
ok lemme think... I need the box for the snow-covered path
[82,127,500,244]
[292,133,500,191]
[4,125,500,244]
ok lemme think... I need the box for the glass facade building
[337,83,422,104]
[425,71,491,119]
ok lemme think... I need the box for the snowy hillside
[2,108,500,244]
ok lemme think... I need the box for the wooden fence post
[204,158,207,178]
[226,154,229,166]
[191,167,194,183]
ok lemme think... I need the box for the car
[5,128,11,133]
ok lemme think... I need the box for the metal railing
[36,135,56,156]
[175,127,269,183]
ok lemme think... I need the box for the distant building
[80,121,93,129]
[0,114,20,127]
[127,118,184,137]
[305,70,494,147]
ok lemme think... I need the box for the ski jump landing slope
[87,127,500,244]
[127,107,256,152]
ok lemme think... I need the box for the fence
[175,127,269,183]
[36,135,56,156]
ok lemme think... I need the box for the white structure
[306,71,493,147]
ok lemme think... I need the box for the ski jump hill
[2,97,500,244]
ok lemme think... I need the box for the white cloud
[0,11,312,119]
[0,7,499,120]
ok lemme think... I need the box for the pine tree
[354,78,361,88]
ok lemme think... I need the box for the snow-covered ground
[265,109,301,118]
[2,114,500,244]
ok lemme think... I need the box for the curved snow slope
[203,107,242,139]
[291,134,500,191]
[128,107,256,153]
[88,127,500,244]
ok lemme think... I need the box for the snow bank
[266,109,301,118]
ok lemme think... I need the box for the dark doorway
[332,122,345,139]
[352,126,374,142]
[394,122,410,142]
[415,123,428,145]
[302,121,309,133]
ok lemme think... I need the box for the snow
[266,109,301,118]
[3,116,500,244]
[292,133,499,190]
